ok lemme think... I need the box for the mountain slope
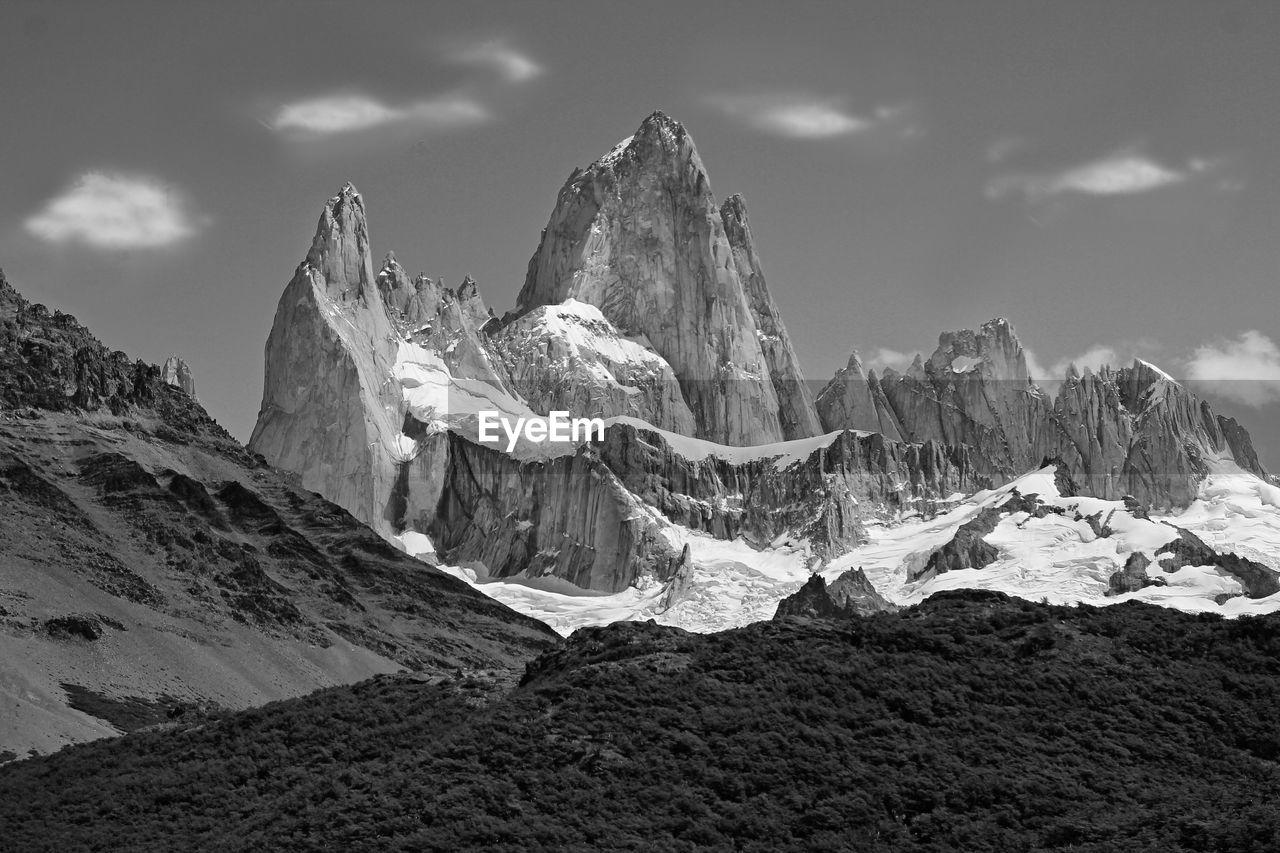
[3,593,1279,851]
[0,269,557,759]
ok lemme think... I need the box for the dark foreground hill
[3,591,1279,852]
[0,269,557,758]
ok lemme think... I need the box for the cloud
[863,347,917,374]
[987,151,1202,202]
[1022,347,1050,382]
[1048,345,1122,379]
[1185,330,1280,407]
[270,93,489,136]
[706,94,903,140]
[446,39,541,82]
[24,172,204,250]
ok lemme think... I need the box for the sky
[2,0,1278,469]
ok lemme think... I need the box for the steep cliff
[248,184,405,532]
[513,111,817,446]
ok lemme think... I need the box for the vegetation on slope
[2,591,1279,852]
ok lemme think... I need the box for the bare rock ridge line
[0,267,557,758]
[818,318,1267,508]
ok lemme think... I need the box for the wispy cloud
[270,93,489,137]
[1185,331,1280,407]
[267,36,540,141]
[1026,339,1166,387]
[1048,345,1123,378]
[987,150,1210,202]
[864,347,917,374]
[705,93,905,140]
[446,39,541,82]
[24,172,205,250]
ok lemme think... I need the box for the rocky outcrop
[161,356,196,399]
[819,319,1269,508]
[911,506,1002,582]
[773,569,895,620]
[1107,552,1165,596]
[512,111,817,446]
[1156,526,1280,599]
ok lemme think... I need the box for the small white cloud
[706,93,898,140]
[864,347,917,374]
[271,93,489,137]
[1185,331,1280,407]
[447,39,541,82]
[24,172,204,250]
[987,151,1202,202]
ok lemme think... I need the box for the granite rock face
[161,356,196,399]
[249,184,404,532]
[594,421,986,564]
[513,111,817,446]
[815,351,904,440]
[819,319,1268,508]
[720,193,821,440]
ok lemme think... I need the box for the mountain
[5,592,1280,851]
[0,269,557,760]
[513,111,819,445]
[247,117,987,603]
[245,112,1277,634]
[817,318,1268,508]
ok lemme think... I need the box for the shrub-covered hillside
[3,590,1280,852]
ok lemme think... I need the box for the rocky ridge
[818,319,1267,508]
[0,269,556,758]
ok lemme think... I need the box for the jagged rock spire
[161,356,196,398]
[514,111,818,445]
